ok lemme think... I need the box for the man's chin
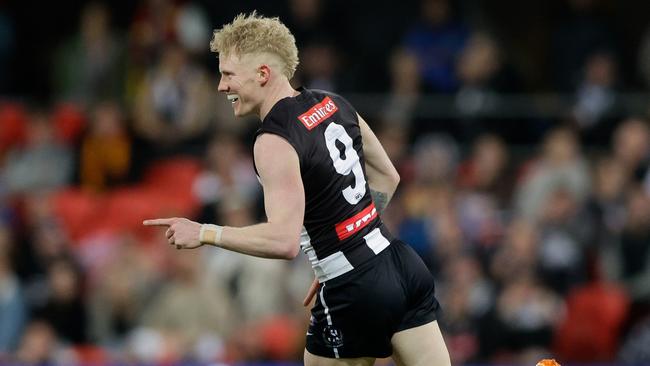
[233,108,253,118]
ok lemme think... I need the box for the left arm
[358,114,400,213]
[144,133,304,260]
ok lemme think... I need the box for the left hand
[143,217,203,250]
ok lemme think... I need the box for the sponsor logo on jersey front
[297,96,339,130]
[334,202,378,240]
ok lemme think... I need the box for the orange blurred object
[536,359,561,366]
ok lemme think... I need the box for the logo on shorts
[322,325,344,348]
[297,96,338,130]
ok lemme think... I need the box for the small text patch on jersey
[335,202,378,240]
[298,96,339,130]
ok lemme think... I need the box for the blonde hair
[210,12,299,79]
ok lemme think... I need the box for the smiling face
[218,53,265,117]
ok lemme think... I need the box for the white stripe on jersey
[301,226,354,282]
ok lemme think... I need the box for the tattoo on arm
[371,189,390,213]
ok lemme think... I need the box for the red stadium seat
[0,102,27,152]
[142,156,202,212]
[51,157,203,244]
[553,281,629,362]
[52,102,86,144]
[72,345,107,364]
[257,315,303,361]
[143,157,202,192]
[50,188,104,242]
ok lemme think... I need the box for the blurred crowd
[1,0,650,364]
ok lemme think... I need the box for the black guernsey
[255,87,394,282]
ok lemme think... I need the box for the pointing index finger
[143,218,175,227]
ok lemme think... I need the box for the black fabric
[255,87,392,262]
[306,240,440,358]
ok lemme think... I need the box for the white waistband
[301,227,391,283]
[313,250,354,283]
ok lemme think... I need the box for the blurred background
[1,0,650,364]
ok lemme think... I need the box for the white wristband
[199,224,223,245]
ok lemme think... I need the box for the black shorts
[305,240,440,359]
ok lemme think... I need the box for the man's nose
[217,79,228,93]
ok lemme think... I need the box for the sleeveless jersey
[255,87,394,282]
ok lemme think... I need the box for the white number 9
[324,122,366,205]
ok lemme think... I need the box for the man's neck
[259,80,297,120]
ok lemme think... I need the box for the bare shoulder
[253,133,300,178]
[254,133,294,155]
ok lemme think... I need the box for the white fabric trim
[301,227,355,283]
[363,228,390,254]
[314,251,354,283]
[319,284,339,358]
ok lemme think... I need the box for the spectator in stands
[381,48,422,133]
[132,43,214,157]
[603,187,650,324]
[0,224,26,357]
[79,101,131,192]
[612,118,650,184]
[52,2,125,107]
[551,0,616,91]
[618,316,650,364]
[412,133,460,186]
[12,320,68,364]
[536,187,590,294]
[438,255,493,364]
[124,0,181,103]
[88,235,161,347]
[296,39,341,91]
[31,256,88,345]
[489,219,539,286]
[454,32,522,140]
[204,194,296,325]
[193,134,261,225]
[15,196,75,308]
[457,133,513,208]
[204,194,310,362]
[479,273,562,364]
[397,135,461,269]
[3,110,73,195]
[174,3,210,57]
[571,51,619,143]
[515,127,590,221]
[584,156,628,267]
[450,135,509,253]
[136,248,234,362]
[402,0,470,93]
[580,156,629,311]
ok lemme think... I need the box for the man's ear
[258,65,271,85]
